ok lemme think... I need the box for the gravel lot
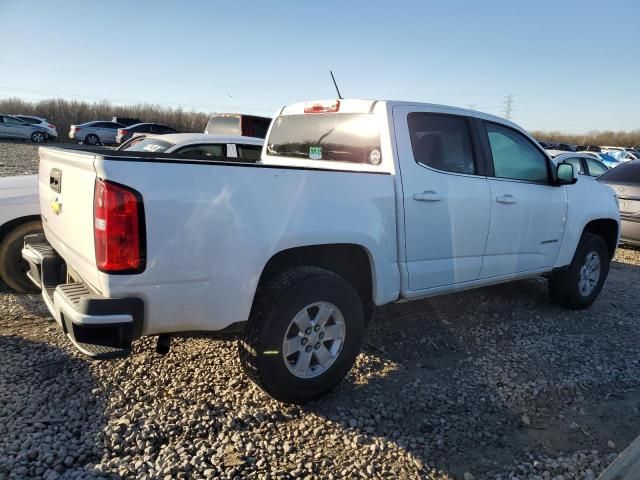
[1,142,640,479]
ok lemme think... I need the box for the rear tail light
[304,100,340,114]
[72,126,80,132]
[94,179,145,273]
[120,129,128,136]
[48,124,55,129]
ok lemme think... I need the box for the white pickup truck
[23,99,620,403]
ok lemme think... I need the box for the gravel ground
[1,142,640,479]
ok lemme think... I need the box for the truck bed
[37,146,399,335]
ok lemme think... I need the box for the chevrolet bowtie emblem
[50,196,62,215]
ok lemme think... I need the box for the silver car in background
[0,114,49,143]
[16,115,58,140]
[68,120,125,145]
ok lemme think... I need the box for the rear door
[393,106,492,290]
[479,121,566,278]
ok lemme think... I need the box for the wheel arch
[583,218,619,259]
[256,243,375,319]
[0,215,41,245]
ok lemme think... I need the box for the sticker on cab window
[143,144,164,152]
[309,146,322,160]
[369,149,382,165]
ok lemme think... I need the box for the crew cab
[24,99,620,403]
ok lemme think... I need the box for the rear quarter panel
[95,159,399,335]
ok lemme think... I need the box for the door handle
[496,194,517,204]
[413,191,443,202]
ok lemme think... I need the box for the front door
[393,106,492,290]
[479,121,566,278]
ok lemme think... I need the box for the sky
[0,0,638,134]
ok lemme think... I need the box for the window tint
[267,113,382,164]
[173,144,227,158]
[408,113,476,174]
[598,161,640,182]
[486,123,548,182]
[4,116,26,125]
[156,125,175,134]
[560,157,584,175]
[251,119,270,139]
[585,158,608,177]
[18,116,40,124]
[236,144,262,161]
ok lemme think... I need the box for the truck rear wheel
[239,267,365,404]
[0,220,43,293]
[548,233,610,310]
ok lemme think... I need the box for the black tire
[239,267,365,404]
[85,134,99,145]
[30,131,46,143]
[0,220,43,293]
[548,233,610,310]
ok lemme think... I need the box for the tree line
[0,98,210,142]
[1,97,638,147]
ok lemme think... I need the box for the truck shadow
[300,264,640,478]
[0,335,112,479]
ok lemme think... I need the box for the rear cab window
[266,107,383,168]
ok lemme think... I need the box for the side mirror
[556,162,578,185]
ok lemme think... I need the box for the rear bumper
[22,234,144,358]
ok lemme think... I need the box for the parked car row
[0,114,57,143]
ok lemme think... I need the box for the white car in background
[16,115,58,141]
[118,133,264,160]
[0,175,41,292]
[552,153,610,178]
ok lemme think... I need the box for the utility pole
[502,94,515,120]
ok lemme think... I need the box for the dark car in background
[115,123,178,144]
[597,160,640,245]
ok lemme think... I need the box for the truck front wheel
[548,233,610,310]
[239,267,365,404]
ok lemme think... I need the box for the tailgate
[38,147,101,291]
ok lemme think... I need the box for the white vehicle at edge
[23,98,620,403]
[0,175,41,292]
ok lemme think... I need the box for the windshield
[266,113,382,165]
[121,137,175,153]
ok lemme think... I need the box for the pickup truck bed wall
[38,148,400,334]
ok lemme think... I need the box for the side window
[173,144,227,158]
[561,157,584,175]
[585,158,608,176]
[252,119,270,139]
[236,144,262,161]
[407,113,476,175]
[485,122,549,182]
[4,116,25,125]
